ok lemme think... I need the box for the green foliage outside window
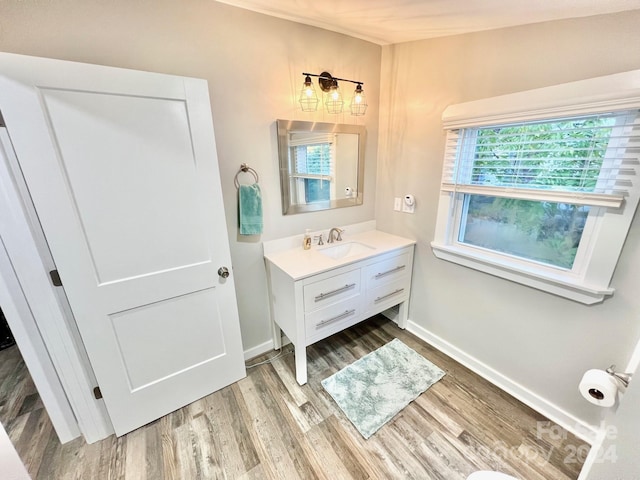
[461,116,615,269]
[472,116,614,190]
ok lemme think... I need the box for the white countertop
[264,229,416,281]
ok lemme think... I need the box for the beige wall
[0,0,381,351]
[377,11,640,429]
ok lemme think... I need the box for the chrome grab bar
[374,288,405,303]
[374,265,406,279]
[316,309,356,328]
[315,283,356,302]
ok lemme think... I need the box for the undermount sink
[317,241,375,259]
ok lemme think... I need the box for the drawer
[365,277,410,313]
[364,251,410,288]
[305,295,362,340]
[303,268,361,312]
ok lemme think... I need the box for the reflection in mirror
[277,119,366,215]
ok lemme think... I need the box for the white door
[0,53,246,436]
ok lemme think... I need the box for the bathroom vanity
[263,222,415,385]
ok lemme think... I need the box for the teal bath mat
[321,338,445,439]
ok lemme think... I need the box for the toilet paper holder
[606,364,633,388]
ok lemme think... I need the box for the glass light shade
[299,76,319,112]
[325,81,344,114]
[350,84,367,116]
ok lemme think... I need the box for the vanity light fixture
[300,71,367,116]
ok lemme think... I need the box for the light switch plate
[394,197,401,211]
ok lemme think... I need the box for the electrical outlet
[394,197,401,211]
[402,203,415,213]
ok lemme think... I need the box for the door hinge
[93,387,103,400]
[49,269,63,287]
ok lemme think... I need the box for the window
[289,134,335,204]
[432,72,640,304]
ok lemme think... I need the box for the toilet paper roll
[579,369,618,407]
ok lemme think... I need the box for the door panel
[41,88,211,284]
[0,53,246,436]
[110,288,225,391]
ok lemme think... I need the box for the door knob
[218,266,230,279]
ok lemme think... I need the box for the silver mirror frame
[277,119,366,215]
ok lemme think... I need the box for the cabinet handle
[316,309,356,328]
[374,288,405,303]
[374,265,406,279]
[315,283,356,302]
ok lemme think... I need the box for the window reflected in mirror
[277,120,365,215]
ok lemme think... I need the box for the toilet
[467,471,519,480]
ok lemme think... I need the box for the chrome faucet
[327,227,343,243]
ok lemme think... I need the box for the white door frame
[0,125,113,443]
[0,239,79,443]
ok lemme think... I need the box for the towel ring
[234,163,259,189]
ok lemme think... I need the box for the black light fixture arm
[302,71,363,92]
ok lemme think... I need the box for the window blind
[441,110,640,208]
[293,143,334,182]
[288,133,335,147]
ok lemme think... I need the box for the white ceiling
[216,0,640,45]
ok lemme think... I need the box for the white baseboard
[407,320,598,444]
[577,429,606,480]
[243,340,274,361]
[243,336,291,361]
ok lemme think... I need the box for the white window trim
[441,70,640,129]
[432,70,640,305]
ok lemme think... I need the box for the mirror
[277,119,366,215]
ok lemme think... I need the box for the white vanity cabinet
[264,227,415,385]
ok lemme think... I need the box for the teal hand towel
[239,183,263,235]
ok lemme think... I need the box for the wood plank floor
[0,315,588,479]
